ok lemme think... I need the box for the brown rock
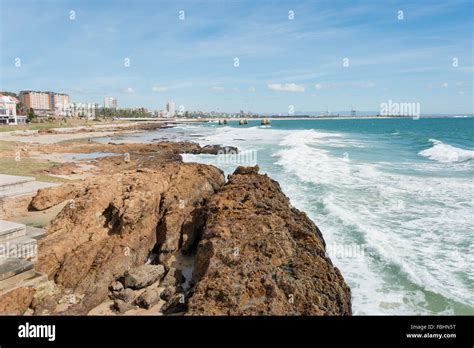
[160,286,176,302]
[34,162,224,314]
[0,287,36,315]
[186,167,352,315]
[162,293,186,314]
[161,268,184,287]
[112,299,136,313]
[29,183,81,211]
[134,287,161,309]
[122,264,165,290]
[109,280,124,292]
[111,288,137,303]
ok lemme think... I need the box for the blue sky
[1,0,473,114]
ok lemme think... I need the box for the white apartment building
[104,97,117,109]
[67,102,97,119]
[166,101,176,117]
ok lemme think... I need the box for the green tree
[27,107,36,122]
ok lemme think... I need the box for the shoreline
[0,123,352,316]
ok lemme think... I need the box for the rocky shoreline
[0,136,351,315]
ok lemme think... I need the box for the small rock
[122,264,166,290]
[111,288,137,303]
[233,165,259,175]
[160,286,176,302]
[113,299,135,314]
[161,268,184,287]
[110,281,124,292]
[134,288,161,309]
[161,293,186,314]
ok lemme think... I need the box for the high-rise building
[104,97,117,109]
[51,93,70,110]
[19,91,69,115]
[166,101,176,117]
[19,91,51,111]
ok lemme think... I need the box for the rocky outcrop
[186,166,351,315]
[0,287,36,315]
[29,183,81,211]
[121,264,165,290]
[16,147,352,316]
[34,162,224,314]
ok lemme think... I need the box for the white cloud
[124,87,135,94]
[442,82,448,88]
[248,86,256,92]
[152,86,168,92]
[210,86,225,93]
[314,81,375,90]
[267,83,305,92]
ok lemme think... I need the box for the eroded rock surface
[4,141,352,316]
[186,165,352,315]
[0,287,36,315]
[35,162,224,314]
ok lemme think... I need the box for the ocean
[104,117,474,315]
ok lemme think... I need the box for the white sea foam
[274,131,474,313]
[419,139,474,163]
[181,124,474,314]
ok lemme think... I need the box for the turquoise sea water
[104,117,474,315]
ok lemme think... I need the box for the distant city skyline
[1,0,473,114]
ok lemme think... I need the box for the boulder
[34,162,224,314]
[134,287,161,309]
[0,287,36,315]
[29,183,81,211]
[109,280,124,292]
[162,293,186,314]
[112,299,136,314]
[186,166,352,315]
[161,268,184,288]
[160,286,177,302]
[122,264,165,290]
[111,288,137,304]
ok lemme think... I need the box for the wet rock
[197,145,239,155]
[122,264,165,290]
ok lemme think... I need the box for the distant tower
[166,101,176,117]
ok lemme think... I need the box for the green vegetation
[98,107,151,118]
[0,118,128,132]
[0,157,70,183]
[27,107,36,122]
[26,222,46,228]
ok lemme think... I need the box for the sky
[0,0,473,114]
